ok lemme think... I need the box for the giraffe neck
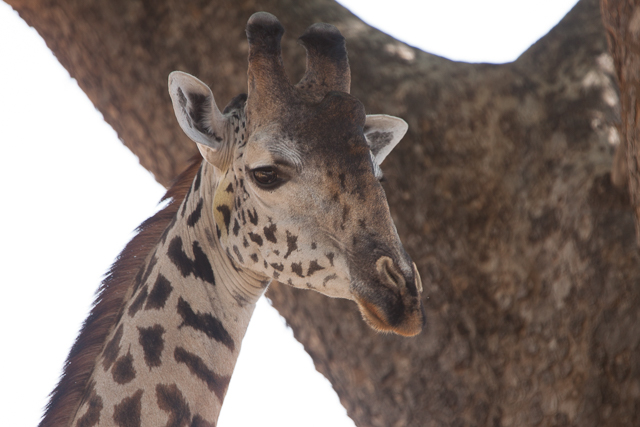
[69,161,269,427]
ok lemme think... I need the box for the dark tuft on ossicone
[298,23,347,63]
[246,12,285,55]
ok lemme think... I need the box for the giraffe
[39,12,425,427]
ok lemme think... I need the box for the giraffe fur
[40,12,424,427]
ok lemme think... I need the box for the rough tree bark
[6,0,640,425]
[601,0,640,244]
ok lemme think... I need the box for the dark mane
[39,156,203,427]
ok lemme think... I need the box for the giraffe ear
[364,115,408,165]
[169,71,228,167]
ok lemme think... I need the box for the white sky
[0,1,579,426]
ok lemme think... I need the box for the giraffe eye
[252,167,279,187]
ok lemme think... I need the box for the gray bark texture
[7,0,640,425]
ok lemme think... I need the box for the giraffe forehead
[290,92,366,145]
[245,91,366,151]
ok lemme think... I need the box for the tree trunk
[7,0,640,425]
[600,0,640,243]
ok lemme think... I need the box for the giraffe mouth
[353,292,425,337]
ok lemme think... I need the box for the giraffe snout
[353,255,425,336]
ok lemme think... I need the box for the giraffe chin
[354,296,424,337]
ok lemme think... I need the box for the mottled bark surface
[7,0,640,425]
[601,0,640,244]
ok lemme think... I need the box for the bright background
[0,1,579,426]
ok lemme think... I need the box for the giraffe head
[168,12,424,336]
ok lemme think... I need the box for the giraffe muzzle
[353,255,425,336]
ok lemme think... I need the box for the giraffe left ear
[364,115,408,165]
[169,71,229,168]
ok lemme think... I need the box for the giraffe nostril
[412,262,423,294]
[376,256,405,289]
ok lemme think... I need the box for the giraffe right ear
[169,71,228,168]
[364,114,408,166]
